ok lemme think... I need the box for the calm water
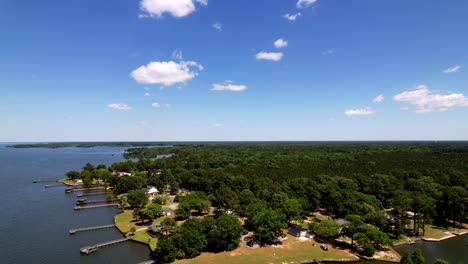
[0,145,151,264]
[395,235,468,264]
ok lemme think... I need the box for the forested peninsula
[62,142,468,263]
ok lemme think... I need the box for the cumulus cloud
[443,65,461,73]
[322,48,335,56]
[108,103,131,111]
[139,0,207,18]
[344,107,375,116]
[297,0,317,9]
[131,60,203,87]
[212,22,222,31]
[144,92,152,97]
[373,94,384,103]
[255,51,284,62]
[152,102,161,108]
[393,85,468,113]
[283,13,301,21]
[172,50,183,60]
[212,81,247,92]
[274,38,288,48]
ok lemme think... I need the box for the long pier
[77,199,118,205]
[80,238,130,254]
[77,192,112,197]
[66,187,105,193]
[74,203,119,210]
[69,224,115,234]
[45,184,64,188]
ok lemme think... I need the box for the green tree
[127,189,148,208]
[148,203,163,218]
[309,220,341,241]
[361,242,376,257]
[205,214,244,252]
[173,219,207,259]
[400,252,413,264]
[160,218,177,236]
[153,237,177,264]
[251,208,287,243]
[66,170,80,180]
[411,248,425,264]
[83,162,95,172]
[434,259,448,264]
[344,214,365,247]
[138,208,154,223]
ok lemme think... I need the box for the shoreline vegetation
[39,142,468,263]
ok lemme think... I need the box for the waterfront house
[288,226,309,238]
[112,171,132,177]
[146,186,159,200]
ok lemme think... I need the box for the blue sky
[1,0,467,141]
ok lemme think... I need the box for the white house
[146,186,159,200]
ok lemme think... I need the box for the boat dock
[33,180,57,183]
[69,224,115,234]
[45,184,63,188]
[80,238,129,254]
[66,187,105,193]
[137,260,155,264]
[77,192,112,197]
[76,199,118,205]
[74,203,119,210]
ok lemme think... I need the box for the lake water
[0,145,151,264]
[0,144,466,264]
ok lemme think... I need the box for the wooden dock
[80,238,129,254]
[77,192,112,197]
[45,184,64,188]
[74,203,119,210]
[76,199,118,205]
[137,260,155,264]
[66,187,105,193]
[69,224,115,234]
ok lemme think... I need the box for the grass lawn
[176,235,358,264]
[423,225,455,240]
[130,231,158,251]
[115,208,176,251]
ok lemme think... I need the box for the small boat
[76,198,87,205]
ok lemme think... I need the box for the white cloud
[373,94,384,103]
[297,0,317,9]
[212,22,222,31]
[283,13,301,21]
[212,81,247,92]
[255,51,284,62]
[274,38,288,48]
[322,48,335,56]
[172,50,183,60]
[165,103,172,108]
[131,60,203,87]
[137,121,152,128]
[144,92,152,97]
[443,65,462,73]
[152,102,161,108]
[211,123,224,128]
[344,107,375,116]
[139,0,207,18]
[393,85,468,113]
[108,103,131,111]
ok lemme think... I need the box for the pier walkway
[74,203,119,210]
[80,238,129,254]
[69,224,115,234]
[66,187,105,193]
[77,192,112,197]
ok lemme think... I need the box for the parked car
[320,244,328,251]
